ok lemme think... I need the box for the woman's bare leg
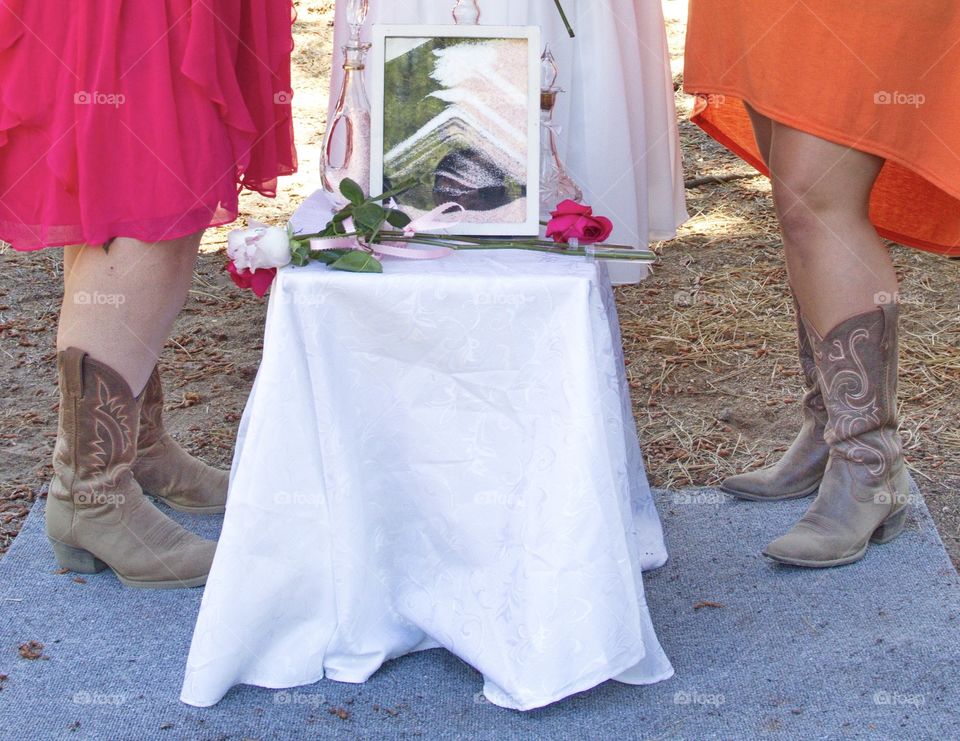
[744,102,773,166]
[723,107,897,507]
[740,116,909,567]
[743,106,896,328]
[58,232,202,396]
[765,123,897,333]
[47,231,217,588]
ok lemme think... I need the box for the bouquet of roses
[227,179,653,296]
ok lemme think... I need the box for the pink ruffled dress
[0,0,297,251]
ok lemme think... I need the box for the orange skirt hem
[686,88,960,258]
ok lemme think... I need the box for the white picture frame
[370,24,542,237]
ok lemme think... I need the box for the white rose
[226,223,292,272]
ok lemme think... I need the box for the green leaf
[309,249,346,265]
[385,209,412,229]
[353,202,387,233]
[330,250,383,273]
[290,244,311,267]
[339,179,366,206]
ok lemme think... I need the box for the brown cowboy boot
[722,306,830,500]
[45,348,216,589]
[132,366,228,514]
[763,304,911,568]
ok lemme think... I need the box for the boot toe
[721,473,766,498]
[136,445,229,513]
[763,529,865,568]
[722,471,821,501]
[169,466,229,512]
[763,531,813,563]
[125,537,217,589]
[184,539,217,581]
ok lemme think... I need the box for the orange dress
[683,1,960,256]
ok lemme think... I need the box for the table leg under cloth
[180,244,673,710]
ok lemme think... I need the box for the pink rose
[226,261,277,298]
[546,200,614,245]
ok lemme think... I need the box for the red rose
[226,261,277,298]
[546,200,614,245]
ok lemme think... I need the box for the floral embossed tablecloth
[180,191,673,710]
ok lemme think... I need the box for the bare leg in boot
[47,232,217,588]
[721,104,830,501]
[744,114,910,567]
[64,235,229,512]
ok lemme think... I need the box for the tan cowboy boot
[722,307,829,500]
[132,366,228,514]
[45,348,216,589]
[764,304,911,568]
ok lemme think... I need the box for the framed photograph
[370,25,542,237]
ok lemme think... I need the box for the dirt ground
[2,1,958,566]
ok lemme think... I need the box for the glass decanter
[452,0,481,24]
[539,45,583,222]
[321,0,372,203]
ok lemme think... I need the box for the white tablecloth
[180,192,673,710]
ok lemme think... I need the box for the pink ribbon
[309,203,465,261]
[403,202,465,237]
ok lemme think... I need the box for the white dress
[328,0,688,284]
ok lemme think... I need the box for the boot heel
[870,508,908,545]
[49,539,109,574]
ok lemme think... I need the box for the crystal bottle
[539,45,583,222]
[321,0,372,203]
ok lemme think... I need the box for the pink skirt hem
[0,0,298,251]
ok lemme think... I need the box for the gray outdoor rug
[1,486,958,740]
